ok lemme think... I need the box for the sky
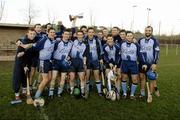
[1,0,180,35]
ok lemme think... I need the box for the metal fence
[160,44,180,56]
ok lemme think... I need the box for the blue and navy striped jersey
[53,40,73,60]
[70,39,88,59]
[138,36,160,64]
[103,44,120,65]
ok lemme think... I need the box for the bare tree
[0,0,5,21]
[23,0,39,24]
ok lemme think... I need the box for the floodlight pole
[131,5,137,32]
[147,8,151,26]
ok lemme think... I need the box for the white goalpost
[163,44,179,56]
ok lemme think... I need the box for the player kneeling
[103,34,121,99]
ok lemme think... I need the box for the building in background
[0,23,32,61]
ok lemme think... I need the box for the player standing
[138,26,160,102]
[12,28,36,101]
[84,27,104,96]
[20,28,56,99]
[120,31,145,99]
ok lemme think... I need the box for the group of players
[12,20,160,104]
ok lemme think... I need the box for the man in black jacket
[12,28,36,101]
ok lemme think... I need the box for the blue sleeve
[54,40,60,51]
[34,35,43,42]
[136,43,146,64]
[103,45,110,64]
[138,37,143,44]
[115,45,120,65]
[153,38,160,64]
[51,40,60,60]
[138,39,147,64]
[68,41,74,58]
[83,44,89,58]
[32,37,47,51]
[98,39,104,58]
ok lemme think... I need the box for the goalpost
[163,44,179,56]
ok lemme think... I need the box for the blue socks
[121,80,127,95]
[140,89,145,96]
[35,90,42,99]
[130,83,138,96]
[86,81,90,92]
[95,81,102,93]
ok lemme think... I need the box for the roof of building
[0,23,33,28]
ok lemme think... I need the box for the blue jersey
[138,37,160,64]
[84,36,103,62]
[53,40,73,60]
[32,37,55,60]
[70,39,88,59]
[120,41,144,62]
[103,44,120,65]
[86,37,103,61]
[32,32,46,59]
[88,39,98,61]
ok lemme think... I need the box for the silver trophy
[69,13,83,21]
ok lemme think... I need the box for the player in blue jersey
[20,28,56,99]
[119,29,133,93]
[68,30,89,98]
[84,27,104,96]
[48,29,73,98]
[28,24,45,91]
[120,31,145,100]
[103,34,121,97]
[138,26,160,102]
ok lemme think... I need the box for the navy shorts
[39,60,52,73]
[69,58,84,72]
[87,60,100,70]
[52,59,62,71]
[121,61,139,75]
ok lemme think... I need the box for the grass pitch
[0,47,180,120]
